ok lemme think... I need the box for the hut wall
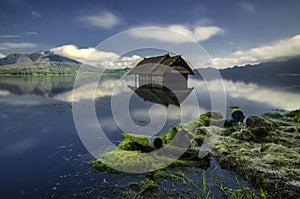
[163,72,187,90]
[138,74,163,87]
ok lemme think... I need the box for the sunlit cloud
[212,34,300,68]
[79,11,120,29]
[0,42,37,50]
[129,24,224,43]
[51,44,118,61]
[51,44,141,69]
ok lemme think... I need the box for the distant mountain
[192,56,300,92]
[220,56,300,77]
[0,50,80,67]
[193,56,300,77]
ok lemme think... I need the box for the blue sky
[0,0,300,68]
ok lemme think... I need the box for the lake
[0,74,299,198]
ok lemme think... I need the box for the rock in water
[153,137,163,148]
[230,106,245,124]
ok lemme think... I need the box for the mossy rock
[92,150,172,173]
[199,111,224,126]
[266,109,300,123]
[224,119,235,127]
[231,129,255,141]
[203,111,224,120]
[119,133,154,152]
[286,109,300,118]
[213,130,300,198]
[91,148,211,174]
[165,127,178,143]
[246,116,275,137]
[294,115,300,123]
[282,126,298,133]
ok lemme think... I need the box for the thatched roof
[128,54,194,75]
[128,85,193,107]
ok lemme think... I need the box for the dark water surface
[0,75,299,198]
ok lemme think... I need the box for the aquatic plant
[220,177,268,199]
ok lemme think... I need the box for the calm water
[0,74,299,198]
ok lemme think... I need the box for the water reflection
[189,77,300,113]
[128,84,193,107]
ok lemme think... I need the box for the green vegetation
[263,109,300,123]
[214,114,300,198]
[0,63,81,76]
[90,110,300,198]
[220,177,268,199]
[119,133,154,152]
[0,63,128,77]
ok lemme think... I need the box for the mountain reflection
[0,75,299,113]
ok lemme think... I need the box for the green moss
[275,121,293,126]
[264,110,300,124]
[286,109,300,118]
[294,114,300,123]
[231,129,255,141]
[119,133,154,152]
[213,122,300,198]
[138,178,159,192]
[246,116,276,138]
[263,112,285,120]
[91,110,300,198]
[165,127,178,142]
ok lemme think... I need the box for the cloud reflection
[190,78,300,111]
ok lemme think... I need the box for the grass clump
[220,177,268,199]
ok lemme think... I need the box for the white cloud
[51,44,141,69]
[0,42,37,50]
[79,11,120,29]
[31,11,41,18]
[51,44,118,61]
[240,2,255,12]
[212,34,300,68]
[129,24,224,43]
[0,53,6,58]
